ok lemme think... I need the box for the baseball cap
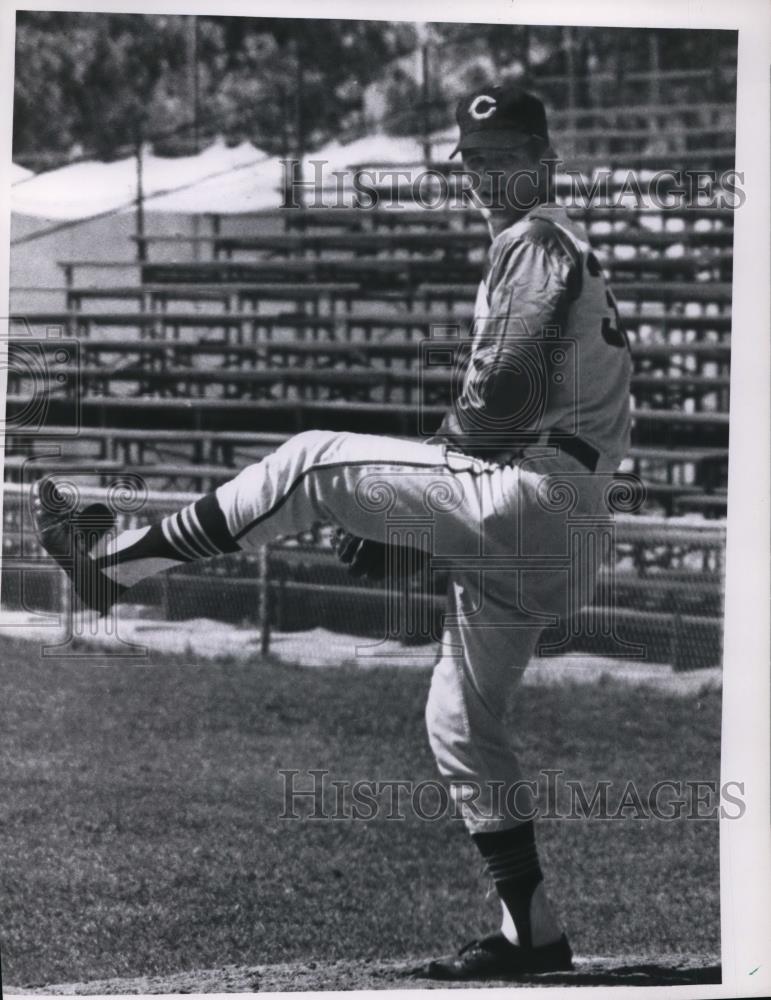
[450,84,549,158]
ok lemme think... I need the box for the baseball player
[34,84,631,980]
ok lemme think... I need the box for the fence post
[160,571,170,620]
[670,610,683,671]
[258,544,271,656]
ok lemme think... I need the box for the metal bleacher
[5,131,733,664]
[8,189,732,514]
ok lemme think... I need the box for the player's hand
[334,530,389,580]
[333,529,430,583]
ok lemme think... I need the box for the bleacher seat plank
[13,310,732,336]
[275,203,735,231]
[127,226,734,259]
[58,252,734,287]
[419,281,733,303]
[6,360,732,402]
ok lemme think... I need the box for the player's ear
[462,151,487,173]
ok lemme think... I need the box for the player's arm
[437,230,578,453]
[474,236,573,419]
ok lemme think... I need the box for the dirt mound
[9,953,721,993]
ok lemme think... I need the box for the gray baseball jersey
[435,204,632,473]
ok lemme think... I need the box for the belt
[438,432,600,472]
[546,431,599,473]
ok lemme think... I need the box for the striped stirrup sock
[471,821,544,950]
[158,494,239,561]
[93,493,239,589]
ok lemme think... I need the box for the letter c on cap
[469,95,497,120]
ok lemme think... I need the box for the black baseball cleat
[422,931,573,981]
[31,478,127,616]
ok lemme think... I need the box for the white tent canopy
[11,162,34,184]
[10,138,269,219]
[10,133,458,219]
[311,132,456,171]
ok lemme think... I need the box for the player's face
[462,146,541,216]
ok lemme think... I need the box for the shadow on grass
[402,956,722,988]
[512,961,721,987]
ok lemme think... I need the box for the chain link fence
[2,481,725,670]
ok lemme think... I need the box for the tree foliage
[13,13,416,161]
[13,13,736,164]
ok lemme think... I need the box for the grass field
[0,635,721,988]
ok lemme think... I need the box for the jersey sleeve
[478,235,573,416]
[435,226,578,456]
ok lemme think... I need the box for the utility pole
[649,32,661,107]
[563,25,577,137]
[648,32,662,158]
[187,15,202,257]
[421,39,432,164]
[135,127,145,262]
[292,35,306,207]
[522,25,531,79]
[415,23,432,164]
[192,16,201,154]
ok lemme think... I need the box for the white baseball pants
[216,430,610,833]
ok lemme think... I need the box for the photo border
[0,2,768,998]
